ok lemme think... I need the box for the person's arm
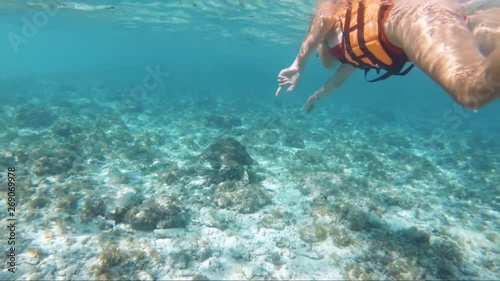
[293,11,336,72]
[303,64,356,112]
[276,6,336,96]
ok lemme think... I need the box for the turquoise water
[1,1,499,280]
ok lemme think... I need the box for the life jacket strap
[364,63,415,83]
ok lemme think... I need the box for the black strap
[343,3,362,67]
[342,2,400,70]
[364,63,415,82]
[357,2,381,68]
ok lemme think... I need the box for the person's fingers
[302,101,309,111]
[278,81,290,87]
[287,84,295,92]
[307,103,315,112]
[303,102,314,113]
[276,87,284,96]
[278,69,289,76]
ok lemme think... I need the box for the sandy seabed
[0,77,498,280]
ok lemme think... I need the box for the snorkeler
[276,0,500,111]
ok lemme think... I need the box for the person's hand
[276,65,301,96]
[302,93,318,113]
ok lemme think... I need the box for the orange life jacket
[328,0,414,82]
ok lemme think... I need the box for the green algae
[329,226,353,247]
[123,197,188,230]
[80,196,106,223]
[344,262,373,280]
[215,183,271,214]
[299,225,328,243]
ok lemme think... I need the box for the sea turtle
[203,138,254,182]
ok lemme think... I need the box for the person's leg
[466,7,500,56]
[384,1,500,109]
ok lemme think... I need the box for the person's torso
[325,0,409,71]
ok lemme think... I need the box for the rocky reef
[202,137,255,184]
[2,77,498,280]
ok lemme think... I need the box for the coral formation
[122,197,188,230]
[283,134,305,149]
[2,75,498,280]
[299,224,328,243]
[205,113,242,129]
[329,226,353,247]
[80,196,107,223]
[344,262,373,280]
[215,183,271,213]
[15,105,56,128]
[261,209,293,230]
[32,149,80,176]
[345,208,384,232]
